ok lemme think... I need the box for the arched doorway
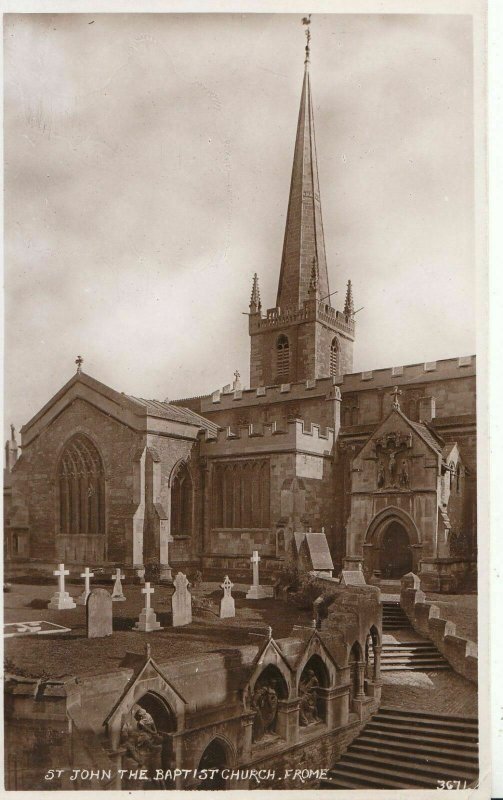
[197,739,229,790]
[379,521,412,578]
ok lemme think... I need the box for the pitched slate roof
[408,419,444,454]
[127,396,218,435]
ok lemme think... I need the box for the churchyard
[4,570,313,679]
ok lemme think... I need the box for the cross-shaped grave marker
[133,581,162,632]
[111,567,126,602]
[220,575,235,619]
[48,563,76,610]
[77,567,94,606]
[246,550,273,599]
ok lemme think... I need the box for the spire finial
[302,15,311,65]
[10,424,15,441]
[75,355,83,374]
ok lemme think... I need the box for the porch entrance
[379,522,412,578]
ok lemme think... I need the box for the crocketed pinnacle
[344,280,354,317]
[276,40,330,311]
[249,273,262,313]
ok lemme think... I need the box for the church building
[5,32,476,594]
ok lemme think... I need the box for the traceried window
[171,462,193,536]
[58,434,105,535]
[276,335,290,381]
[330,337,340,377]
[212,460,270,529]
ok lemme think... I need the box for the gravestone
[77,567,94,606]
[86,589,113,638]
[48,563,76,610]
[340,570,367,587]
[111,568,126,602]
[219,576,235,619]
[133,583,162,632]
[171,573,192,627]
[293,532,334,576]
[246,551,273,599]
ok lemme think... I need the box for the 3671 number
[437,780,469,790]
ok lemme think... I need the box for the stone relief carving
[374,432,412,490]
[298,669,321,726]
[251,680,279,741]
[120,707,164,768]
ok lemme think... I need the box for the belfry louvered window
[276,335,290,381]
[58,434,105,535]
[330,337,340,377]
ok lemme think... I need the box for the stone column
[356,660,366,699]
[240,713,254,762]
[373,644,382,680]
[276,698,300,745]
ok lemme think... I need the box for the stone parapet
[399,573,477,684]
[200,419,334,457]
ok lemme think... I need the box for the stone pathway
[381,669,477,716]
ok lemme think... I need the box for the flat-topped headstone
[219,576,235,619]
[294,532,334,576]
[111,568,126,602]
[86,589,113,638]
[171,573,192,627]
[246,550,273,599]
[48,563,76,610]
[133,582,162,632]
[340,570,367,587]
[77,567,94,606]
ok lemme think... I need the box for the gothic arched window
[330,337,340,377]
[276,335,290,381]
[58,434,105,535]
[171,462,193,537]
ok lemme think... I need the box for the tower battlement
[249,300,355,339]
[199,418,335,457]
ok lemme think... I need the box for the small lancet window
[330,337,340,377]
[276,335,290,381]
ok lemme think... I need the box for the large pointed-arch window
[58,434,105,535]
[171,462,193,537]
[276,334,290,381]
[330,337,340,377]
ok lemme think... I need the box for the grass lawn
[4,581,312,679]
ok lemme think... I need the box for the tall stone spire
[276,20,330,311]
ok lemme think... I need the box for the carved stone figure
[377,462,385,488]
[251,679,279,741]
[299,669,320,726]
[120,707,163,768]
[399,459,409,488]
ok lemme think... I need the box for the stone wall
[400,574,477,683]
[10,399,144,566]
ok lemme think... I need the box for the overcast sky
[4,12,475,442]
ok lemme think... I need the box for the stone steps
[379,602,449,669]
[322,706,478,790]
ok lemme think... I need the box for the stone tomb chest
[293,531,334,576]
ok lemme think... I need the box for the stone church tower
[249,34,355,388]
